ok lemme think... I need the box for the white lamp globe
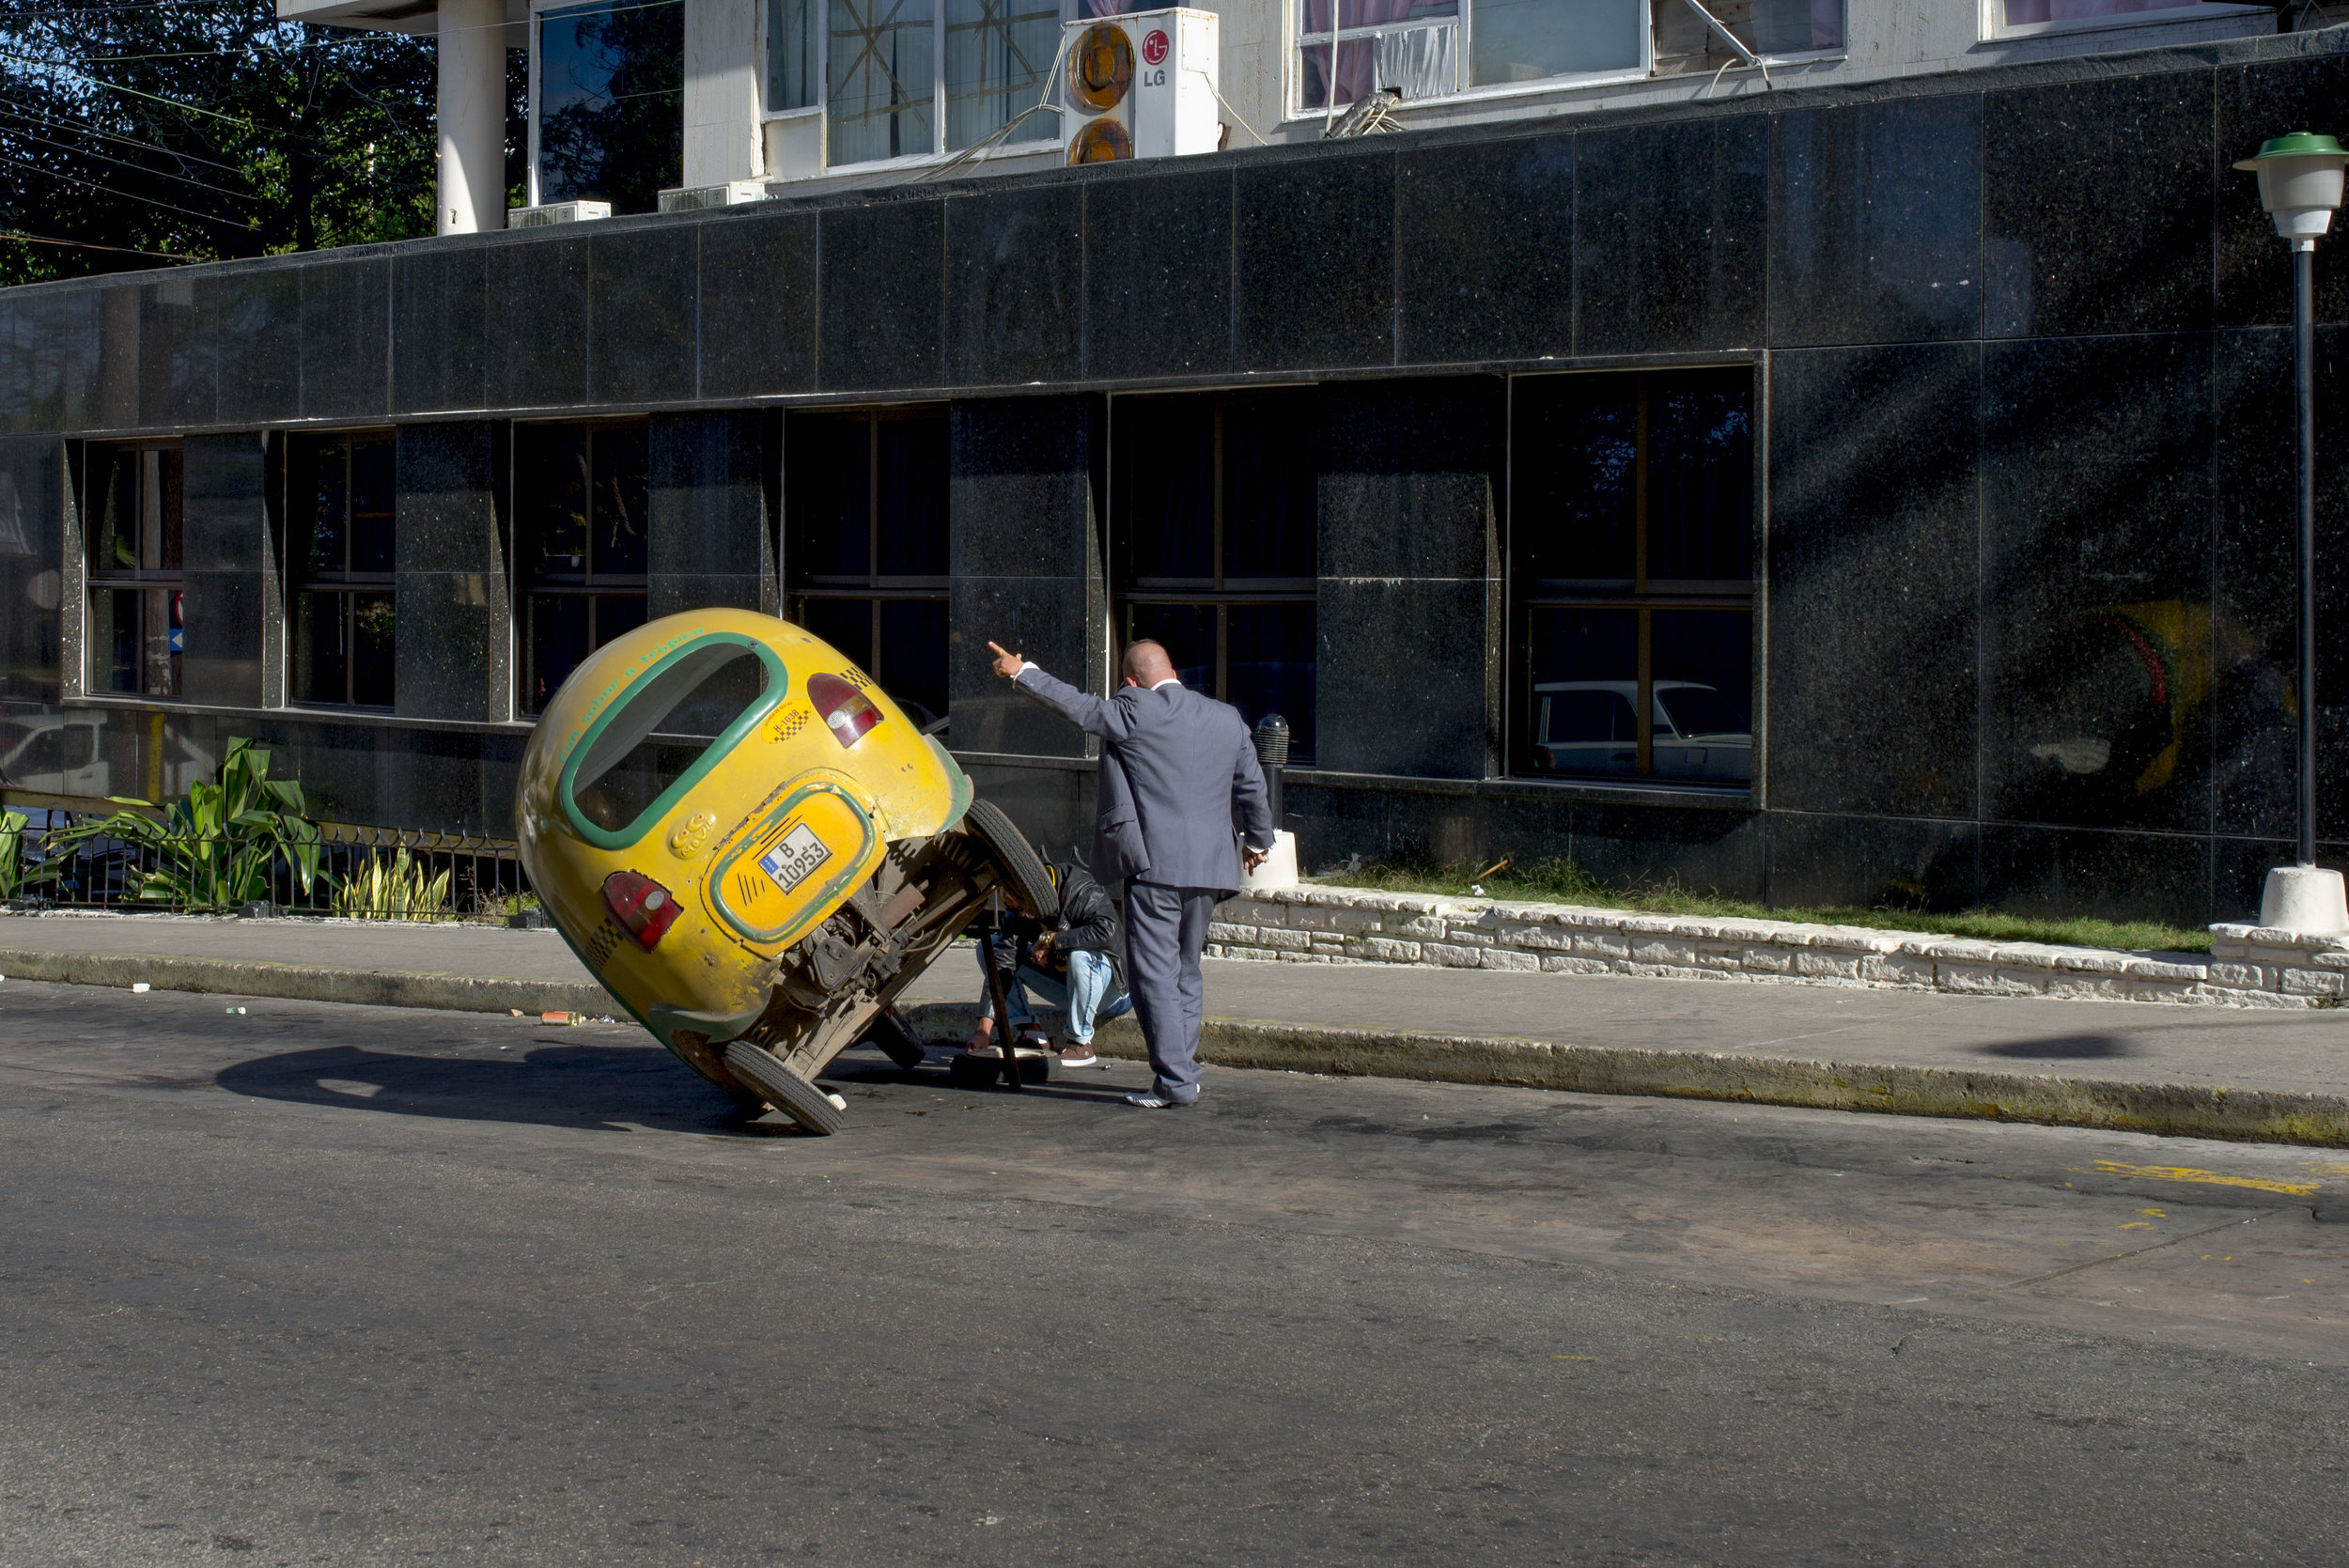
[2234,131,2349,241]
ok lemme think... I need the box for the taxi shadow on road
[216,1042,770,1135]
[215,1042,1139,1134]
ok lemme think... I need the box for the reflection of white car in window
[1532,680,1751,784]
[0,719,105,797]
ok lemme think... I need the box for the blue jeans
[976,942,1132,1045]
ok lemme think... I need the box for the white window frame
[758,0,1078,174]
[1979,0,2271,40]
[1286,0,1859,122]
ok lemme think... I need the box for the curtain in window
[946,0,1063,148]
[1300,0,1441,109]
[830,0,936,163]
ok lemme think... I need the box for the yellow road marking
[2119,1222,2154,1230]
[1550,1355,1595,1361]
[2089,1160,2320,1196]
[2139,1208,2167,1218]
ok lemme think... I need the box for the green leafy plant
[0,807,28,901]
[334,846,452,920]
[36,737,322,913]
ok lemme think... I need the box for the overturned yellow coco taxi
[515,608,1058,1133]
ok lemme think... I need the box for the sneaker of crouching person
[962,855,1132,1069]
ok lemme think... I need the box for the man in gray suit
[988,636,1276,1109]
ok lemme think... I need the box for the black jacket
[983,857,1126,991]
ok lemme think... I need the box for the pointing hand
[988,641,1027,680]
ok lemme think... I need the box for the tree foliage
[0,0,521,285]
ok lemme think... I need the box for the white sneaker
[1125,1091,1190,1110]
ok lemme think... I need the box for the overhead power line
[0,95,250,171]
[0,225,194,258]
[0,149,255,228]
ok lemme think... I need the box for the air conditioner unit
[506,200,612,228]
[658,180,768,213]
[1061,8,1221,165]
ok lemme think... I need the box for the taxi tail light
[603,869,681,952]
[807,672,884,749]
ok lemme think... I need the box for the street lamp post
[2236,132,2349,934]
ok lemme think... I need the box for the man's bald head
[1122,640,1177,687]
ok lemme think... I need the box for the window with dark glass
[536,0,684,214]
[85,444,184,699]
[518,421,650,715]
[1112,389,1317,763]
[784,408,950,731]
[288,434,396,709]
[1512,369,1753,786]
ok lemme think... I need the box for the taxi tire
[723,1040,845,1134]
[962,798,1059,920]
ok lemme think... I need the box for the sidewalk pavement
[9,910,2349,1146]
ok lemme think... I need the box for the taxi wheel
[962,798,1059,920]
[723,1040,845,1134]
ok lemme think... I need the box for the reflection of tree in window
[290,434,397,708]
[520,422,650,714]
[785,408,950,731]
[1113,389,1318,763]
[85,445,182,699]
[1514,370,1752,786]
[537,0,683,212]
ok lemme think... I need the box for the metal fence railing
[0,809,537,923]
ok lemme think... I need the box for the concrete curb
[891,1002,2349,1150]
[0,947,614,1019]
[12,947,2347,1149]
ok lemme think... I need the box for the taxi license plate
[758,822,832,894]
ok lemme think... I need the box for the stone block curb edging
[892,1002,2349,1149]
[20,945,2349,1149]
[1206,887,2349,1010]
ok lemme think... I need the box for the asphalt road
[6,981,2349,1565]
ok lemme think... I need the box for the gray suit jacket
[1014,666,1276,894]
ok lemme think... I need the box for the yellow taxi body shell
[515,608,972,1054]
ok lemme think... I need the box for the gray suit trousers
[1122,880,1217,1104]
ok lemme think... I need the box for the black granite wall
[6,28,2349,923]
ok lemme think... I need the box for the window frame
[528,0,686,210]
[286,430,397,712]
[1504,365,1764,799]
[1110,387,1320,766]
[514,417,654,718]
[1288,0,1856,121]
[759,0,1078,174]
[82,440,187,703]
[783,405,953,729]
[1977,0,2269,40]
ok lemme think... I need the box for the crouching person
[965,856,1131,1069]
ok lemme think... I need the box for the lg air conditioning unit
[1062,8,1221,165]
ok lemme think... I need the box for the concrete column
[437,0,507,236]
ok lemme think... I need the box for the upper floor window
[1301,0,1841,111]
[535,0,683,213]
[1511,369,1752,788]
[85,444,183,700]
[1985,0,2264,35]
[1113,389,1318,764]
[288,434,396,709]
[517,421,649,715]
[767,0,1067,168]
[785,408,951,730]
